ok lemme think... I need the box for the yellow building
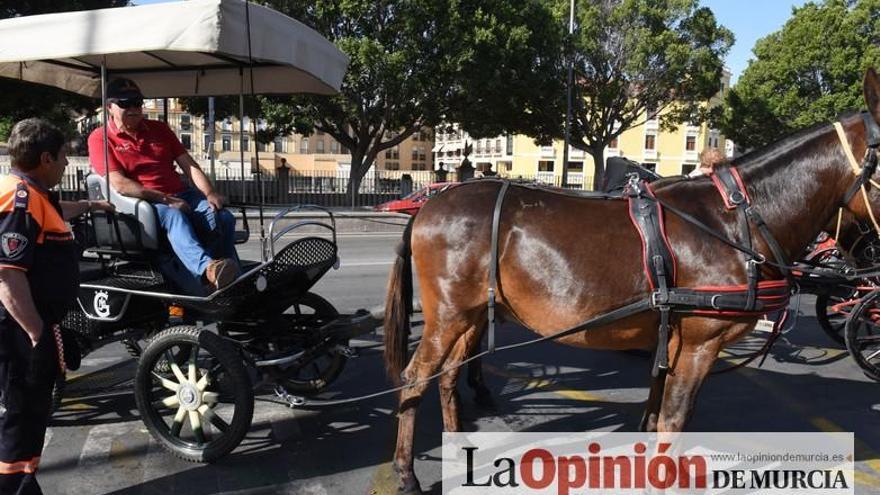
[135,99,433,177]
[436,71,732,189]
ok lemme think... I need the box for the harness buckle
[751,254,766,265]
[650,290,669,308]
[710,294,723,310]
[729,190,745,206]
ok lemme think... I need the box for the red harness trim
[710,166,751,209]
[627,183,678,290]
[690,280,791,316]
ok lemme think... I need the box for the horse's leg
[466,356,496,409]
[439,325,485,431]
[639,369,666,432]
[394,319,470,494]
[656,337,722,432]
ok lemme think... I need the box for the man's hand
[206,192,225,211]
[90,200,116,213]
[26,325,42,348]
[166,196,191,213]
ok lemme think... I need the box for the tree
[558,0,732,189]
[0,0,129,142]
[717,0,880,150]
[181,0,567,196]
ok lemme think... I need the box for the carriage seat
[86,173,162,256]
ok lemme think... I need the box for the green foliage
[718,0,880,150]
[0,0,128,143]
[0,116,12,142]
[180,0,567,193]
[555,0,732,187]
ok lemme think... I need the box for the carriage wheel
[135,326,253,463]
[277,292,348,395]
[815,289,858,346]
[845,290,880,382]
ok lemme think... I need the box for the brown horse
[383,69,880,494]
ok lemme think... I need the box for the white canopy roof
[0,0,349,98]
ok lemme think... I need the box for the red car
[374,182,460,215]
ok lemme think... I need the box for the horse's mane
[731,110,861,169]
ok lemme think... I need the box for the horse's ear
[864,68,880,123]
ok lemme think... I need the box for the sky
[701,0,811,83]
[133,0,811,84]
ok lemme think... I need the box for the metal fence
[0,156,597,208]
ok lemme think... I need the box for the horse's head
[841,68,880,229]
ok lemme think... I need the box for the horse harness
[485,113,880,377]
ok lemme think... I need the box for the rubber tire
[279,292,348,394]
[845,290,880,382]
[135,325,253,463]
[815,293,848,346]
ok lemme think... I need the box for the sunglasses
[112,98,144,109]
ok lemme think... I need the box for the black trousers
[0,323,58,495]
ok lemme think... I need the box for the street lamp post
[561,0,575,189]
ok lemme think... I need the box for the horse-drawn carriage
[0,0,387,463]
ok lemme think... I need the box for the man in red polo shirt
[88,78,238,290]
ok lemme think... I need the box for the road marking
[337,260,393,267]
[484,363,602,402]
[733,365,880,489]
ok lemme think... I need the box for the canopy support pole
[101,63,112,207]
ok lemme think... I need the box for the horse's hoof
[397,479,423,495]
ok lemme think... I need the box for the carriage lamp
[169,305,185,319]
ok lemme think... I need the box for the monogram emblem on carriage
[0,232,27,260]
[93,291,111,318]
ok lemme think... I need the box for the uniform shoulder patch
[1,232,28,259]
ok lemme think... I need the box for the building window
[476,141,483,154]
[386,146,399,159]
[682,163,696,175]
[494,139,501,153]
[685,135,696,151]
[642,162,657,172]
[386,161,399,170]
[567,161,583,171]
[181,134,192,150]
[257,141,267,152]
[316,140,325,153]
[204,134,212,153]
[538,160,554,172]
[644,133,656,150]
[180,114,192,131]
[300,138,309,154]
[221,118,232,132]
[330,141,339,153]
[609,137,619,149]
[506,135,513,155]
[242,137,249,151]
[273,137,284,152]
[222,135,231,151]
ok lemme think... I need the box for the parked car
[374,182,460,215]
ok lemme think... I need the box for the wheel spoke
[170,407,186,437]
[198,404,229,433]
[153,394,180,410]
[865,348,880,362]
[188,345,199,383]
[166,350,187,384]
[189,410,206,444]
[196,372,210,392]
[202,391,219,404]
[152,372,180,392]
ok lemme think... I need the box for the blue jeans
[154,189,239,288]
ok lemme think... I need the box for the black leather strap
[487,181,510,352]
[628,189,675,289]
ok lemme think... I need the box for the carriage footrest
[319,309,378,341]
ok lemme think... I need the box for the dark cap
[106,78,143,100]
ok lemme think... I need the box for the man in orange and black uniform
[0,118,112,494]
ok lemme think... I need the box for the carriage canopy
[0,0,349,98]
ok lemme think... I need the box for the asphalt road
[38,233,880,494]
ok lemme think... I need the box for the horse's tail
[384,216,415,385]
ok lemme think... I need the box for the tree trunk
[589,146,606,191]
[347,150,366,208]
